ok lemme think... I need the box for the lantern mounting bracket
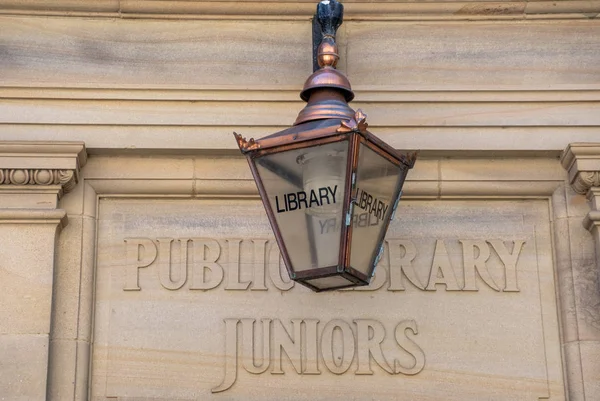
[312,0,344,72]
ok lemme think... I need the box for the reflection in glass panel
[304,275,355,291]
[254,141,349,272]
[349,143,403,276]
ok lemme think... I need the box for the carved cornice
[0,169,76,191]
[561,143,600,195]
[572,171,600,195]
[0,141,86,198]
[562,145,600,234]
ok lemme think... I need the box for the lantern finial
[317,37,339,69]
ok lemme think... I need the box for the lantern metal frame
[234,0,416,292]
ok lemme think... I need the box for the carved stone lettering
[241,318,271,374]
[156,238,188,291]
[461,240,500,292]
[488,240,525,292]
[320,319,355,375]
[96,198,554,401]
[426,240,461,291]
[211,318,239,393]
[250,239,268,291]
[355,319,393,374]
[123,238,157,291]
[272,319,302,375]
[268,245,294,291]
[121,237,525,293]
[226,239,251,290]
[387,239,424,291]
[303,319,321,375]
[190,238,223,290]
[212,318,425,393]
[393,320,426,375]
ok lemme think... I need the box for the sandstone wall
[0,1,599,399]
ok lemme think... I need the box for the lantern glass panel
[349,143,404,276]
[304,275,355,291]
[254,140,349,273]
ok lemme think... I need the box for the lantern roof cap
[299,68,354,103]
[233,111,417,169]
[299,38,354,103]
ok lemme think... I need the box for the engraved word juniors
[212,318,425,393]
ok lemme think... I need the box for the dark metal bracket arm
[312,0,344,72]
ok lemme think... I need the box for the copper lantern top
[299,37,354,103]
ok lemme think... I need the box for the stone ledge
[5,86,600,102]
[0,141,87,170]
[0,208,67,228]
[583,210,600,232]
[0,0,598,20]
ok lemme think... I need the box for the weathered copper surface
[295,89,355,125]
[300,38,354,103]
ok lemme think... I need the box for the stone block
[0,334,49,401]
[53,216,84,340]
[580,341,600,400]
[569,218,600,341]
[0,223,59,335]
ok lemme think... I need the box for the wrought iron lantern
[234,0,416,291]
